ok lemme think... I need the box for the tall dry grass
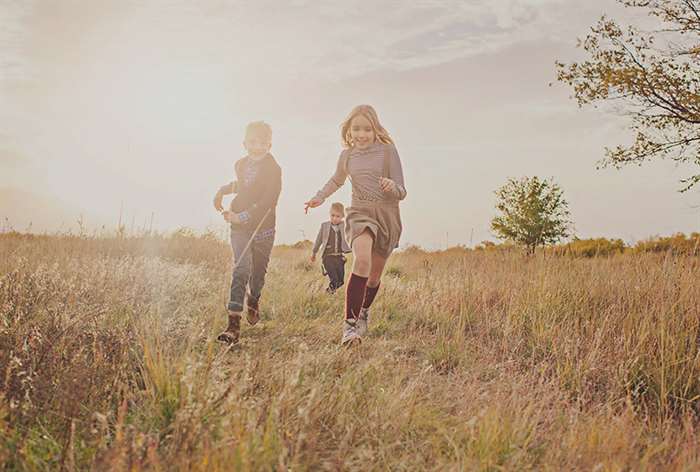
[1,232,699,470]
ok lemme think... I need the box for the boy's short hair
[245,121,272,142]
[330,202,344,214]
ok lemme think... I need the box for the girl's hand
[379,177,397,194]
[310,254,316,263]
[304,197,323,214]
[223,211,241,224]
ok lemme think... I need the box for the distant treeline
[394,233,698,258]
[464,233,700,257]
[2,229,699,259]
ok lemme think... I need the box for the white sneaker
[341,319,362,346]
[356,308,369,337]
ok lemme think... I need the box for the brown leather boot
[216,312,241,344]
[246,297,260,326]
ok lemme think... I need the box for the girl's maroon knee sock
[362,283,380,309]
[345,273,368,320]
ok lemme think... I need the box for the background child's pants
[322,255,345,291]
[228,229,274,312]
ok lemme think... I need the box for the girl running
[305,104,407,345]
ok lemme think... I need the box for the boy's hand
[304,197,323,214]
[379,177,397,194]
[222,211,241,224]
[310,254,316,263]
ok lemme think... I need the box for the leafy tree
[491,177,572,254]
[556,0,700,191]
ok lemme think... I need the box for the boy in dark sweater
[311,202,351,293]
[213,121,282,344]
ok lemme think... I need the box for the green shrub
[560,237,626,258]
[633,232,700,255]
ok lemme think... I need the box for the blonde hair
[340,104,393,149]
[330,202,344,214]
[245,121,272,142]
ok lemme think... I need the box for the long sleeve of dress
[388,145,407,200]
[314,154,348,201]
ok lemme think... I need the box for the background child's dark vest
[323,227,342,257]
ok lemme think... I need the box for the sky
[1,0,698,248]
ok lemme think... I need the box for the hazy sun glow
[1,1,698,247]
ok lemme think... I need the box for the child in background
[305,105,407,346]
[213,121,282,344]
[311,202,351,294]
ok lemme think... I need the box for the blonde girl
[305,104,407,345]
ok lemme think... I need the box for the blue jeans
[228,229,275,312]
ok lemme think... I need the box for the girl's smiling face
[349,114,375,149]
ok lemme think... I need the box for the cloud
[368,0,608,72]
[0,0,622,89]
[109,0,587,80]
[235,0,611,79]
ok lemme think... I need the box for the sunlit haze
[2,0,698,248]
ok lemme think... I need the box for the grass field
[1,232,700,470]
